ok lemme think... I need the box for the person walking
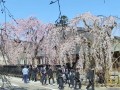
[22,65,29,83]
[32,66,38,82]
[64,68,69,84]
[47,66,55,85]
[69,69,75,88]
[97,69,105,86]
[30,66,34,81]
[86,67,95,90]
[57,69,64,89]
[74,68,81,89]
[28,65,32,81]
[56,67,60,85]
[41,66,47,85]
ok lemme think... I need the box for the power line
[0,0,18,24]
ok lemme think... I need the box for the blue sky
[0,0,120,36]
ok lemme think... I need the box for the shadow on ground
[0,86,28,90]
[0,87,52,90]
[35,89,51,90]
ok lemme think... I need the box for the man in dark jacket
[86,67,95,90]
[57,69,64,89]
[47,66,55,84]
[28,65,32,81]
[74,68,81,89]
[32,66,38,82]
[69,69,75,88]
[41,66,47,85]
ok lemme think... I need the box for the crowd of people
[22,65,105,90]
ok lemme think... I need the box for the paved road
[0,77,119,90]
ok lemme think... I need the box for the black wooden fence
[0,65,26,77]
